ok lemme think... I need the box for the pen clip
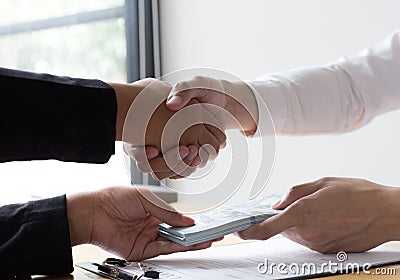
[104,257,130,267]
[96,262,144,280]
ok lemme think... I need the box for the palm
[90,187,213,261]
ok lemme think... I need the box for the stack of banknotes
[159,195,282,246]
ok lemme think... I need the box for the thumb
[138,189,194,227]
[166,88,208,111]
[167,86,210,111]
[166,95,184,110]
[125,145,159,163]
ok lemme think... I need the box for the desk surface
[32,235,400,280]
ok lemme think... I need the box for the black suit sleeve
[0,196,73,276]
[0,67,118,276]
[0,67,117,163]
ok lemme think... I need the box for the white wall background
[160,0,400,204]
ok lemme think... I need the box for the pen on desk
[95,261,160,280]
[95,262,144,280]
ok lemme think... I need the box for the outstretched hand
[67,187,220,261]
[237,177,400,253]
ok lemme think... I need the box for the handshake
[112,76,259,180]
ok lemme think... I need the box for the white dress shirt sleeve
[248,30,400,136]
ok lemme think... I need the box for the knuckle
[287,186,299,199]
[291,199,311,224]
[160,80,171,87]
[193,75,204,81]
[174,81,190,91]
[192,75,207,85]
[356,178,368,185]
[318,177,336,185]
[238,226,264,240]
[183,156,192,165]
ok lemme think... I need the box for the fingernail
[178,148,189,159]
[190,156,201,167]
[167,96,182,105]
[182,215,195,225]
[146,150,158,159]
[187,147,197,161]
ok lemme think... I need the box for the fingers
[151,146,200,180]
[167,75,225,111]
[167,87,211,111]
[238,201,304,240]
[128,145,201,180]
[198,128,220,162]
[136,146,189,174]
[126,146,159,163]
[138,188,195,228]
[273,181,324,210]
[220,141,227,149]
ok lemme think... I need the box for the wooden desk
[32,235,400,280]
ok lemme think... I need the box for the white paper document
[78,237,400,279]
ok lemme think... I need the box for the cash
[159,195,282,246]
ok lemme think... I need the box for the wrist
[223,81,258,134]
[66,192,95,246]
[388,187,400,240]
[107,82,143,141]
[376,186,400,242]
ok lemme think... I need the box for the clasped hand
[125,76,257,180]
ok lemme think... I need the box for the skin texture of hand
[110,78,226,180]
[67,186,219,261]
[127,144,202,180]
[167,76,258,133]
[237,177,400,253]
[108,80,145,142]
[136,76,257,180]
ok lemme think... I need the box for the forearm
[248,30,400,135]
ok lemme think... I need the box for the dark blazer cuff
[0,195,73,276]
